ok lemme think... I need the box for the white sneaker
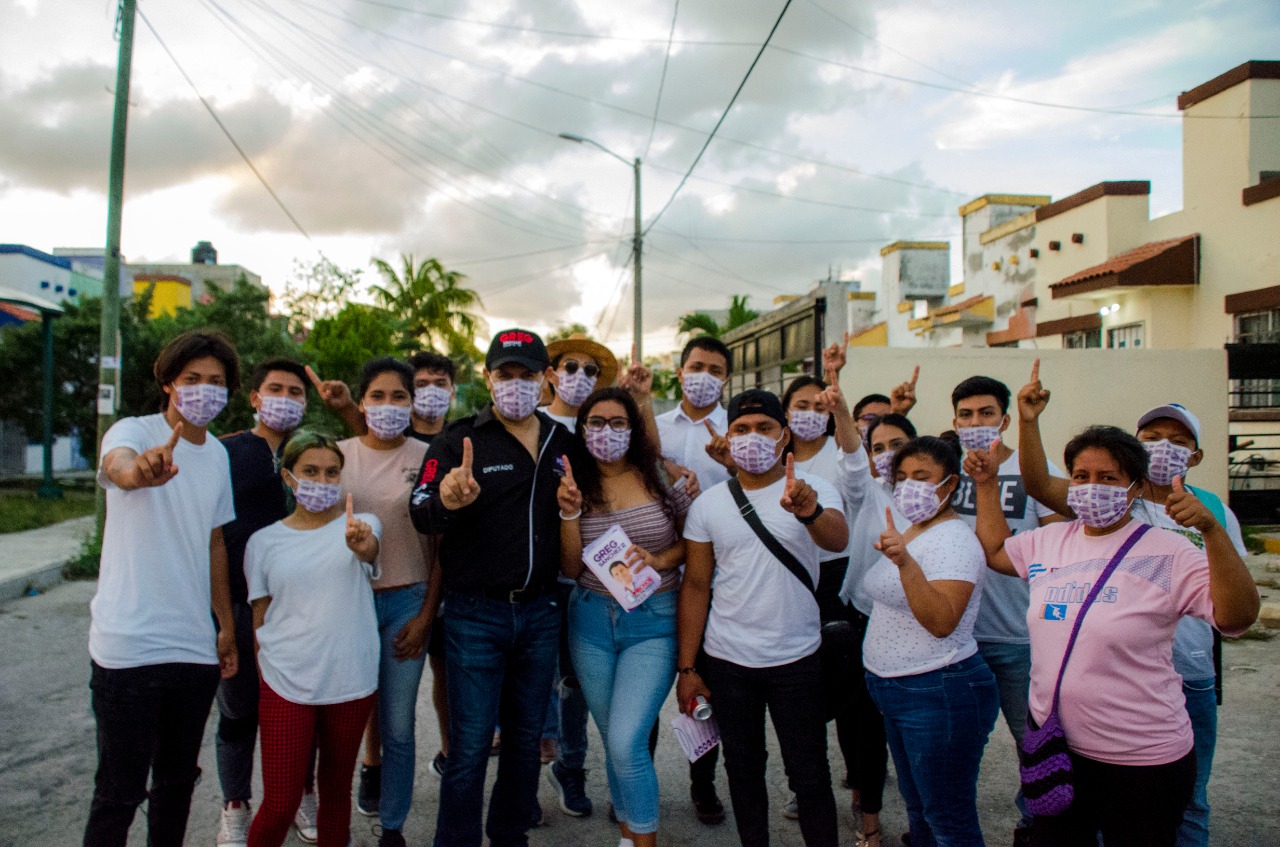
[294,790,319,843]
[216,801,251,847]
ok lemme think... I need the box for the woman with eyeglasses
[557,387,690,847]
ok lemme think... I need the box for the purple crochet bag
[1019,523,1150,817]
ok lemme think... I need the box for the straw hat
[545,333,619,387]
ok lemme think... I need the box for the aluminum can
[690,695,713,721]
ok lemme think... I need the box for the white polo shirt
[655,403,731,491]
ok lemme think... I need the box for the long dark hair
[780,375,835,446]
[573,387,671,515]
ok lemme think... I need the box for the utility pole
[632,156,643,362]
[95,0,137,525]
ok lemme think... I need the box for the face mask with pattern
[365,404,411,440]
[173,383,228,427]
[892,475,954,525]
[1067,482,1135,529]
[788,410,829,442]
[729,432,783,475]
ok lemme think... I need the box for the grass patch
[64,525,103,581]
[0,489,95,534]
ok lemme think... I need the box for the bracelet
[678,666,698,675]
[559,508,582,521]
[796,504,824,525]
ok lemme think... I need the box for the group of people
[83,324,1259,847]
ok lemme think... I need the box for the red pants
[248,681,375,847]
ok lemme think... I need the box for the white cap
[1136,403,1201,445]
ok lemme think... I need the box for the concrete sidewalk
[0,515,94,603]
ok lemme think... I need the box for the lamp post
[558,133,644,361]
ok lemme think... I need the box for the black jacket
[409,406,581,596]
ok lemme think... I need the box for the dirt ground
[1,556,1277,847]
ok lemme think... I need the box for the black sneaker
[1013,827,1032,847]
[431,751,447,779]
[378,828,406,847]
[357,764,381,817]
[548,760,593,817]
[529,801,544,828]
[691,781,725,825]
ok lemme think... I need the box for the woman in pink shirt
[971,425,1257,847]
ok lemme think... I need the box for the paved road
[1,562,1278,846]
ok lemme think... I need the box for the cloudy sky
[1,0,1277,355]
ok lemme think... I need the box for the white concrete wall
[0,254,72,303]
[839,347,1230,498]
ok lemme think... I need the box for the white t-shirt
[1130,497,1247,682]
[951,449,1062,644]
[541,409,578,432]
[835,447,905,615]
[91,414,236,669]
[247,514,382,705]
[862,519,986,678]
[684,472,844,668]
[793,437,850,562]
[656,403,731,492]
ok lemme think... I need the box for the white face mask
[893,475,954,525]
[788,410,829,442]
[682,372,725,408]
[492,377,542,421]
[957,425,1002,453]
[257,395,305,432]
[365,404,411,440]
[1143,439,1193,487]
[413,385,452,420]
[173,383,228,428]
[555,368,597,408]
[729,432,783,475]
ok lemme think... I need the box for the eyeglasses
[858,413,880,423]
[561,361,600,379]
[585,416,631,432]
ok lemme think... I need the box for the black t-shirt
[219,430,290,604]
[407,428,437,446]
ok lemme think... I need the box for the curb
[0,561,69,605]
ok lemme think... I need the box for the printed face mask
[788,410,829,442]
[286,471,342,513]
[893,475,954,525]
[958,425,1002,453]
[414,385,452,420]
[173,383,228,428]
[555,368,597,408]
[257,395,304,432]
[585,426,631,463]
[492,378,542,421]
[682,372,725,408]
[1143,439,1192,487]
[365,404,411,440]
[1067,482,1134,529]
[872,449,897,480]
[729,432,782,475]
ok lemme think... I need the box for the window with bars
[1107,322,1144,349]
[1232,308,1280,408]
[1063,329,1102,349]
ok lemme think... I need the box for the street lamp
[558,132,644,361]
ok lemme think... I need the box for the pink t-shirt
[1004,519,1232,767]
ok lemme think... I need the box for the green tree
[370,255,486,358]
[280,256,364,334]
[546,322,590,343]
[301,302,403,434]
[676,294,758,339]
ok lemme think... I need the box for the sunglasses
[561,361,600,379]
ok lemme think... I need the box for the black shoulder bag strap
[728,477,815,596]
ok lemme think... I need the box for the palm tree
[370,255,487,358]
[677,295,759,339]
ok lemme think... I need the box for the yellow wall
[838,346,1230,498]
[134,279,192,318]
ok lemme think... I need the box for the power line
[643,0,794,234]
[642,0,681,161]
[136,5,313,240]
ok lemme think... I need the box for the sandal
[855,827,882,847]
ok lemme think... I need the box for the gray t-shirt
[951,450,1062,644]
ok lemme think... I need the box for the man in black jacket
[410,328,580,847]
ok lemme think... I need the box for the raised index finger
[884,507,898,534]
[1030,358,1040,383]
[704,420,719,438]
[909,365,920,388]
[460,437,474,473]
[785,452,796,484]
[561,454,575,484]
[166,422,183,450]
[305,365,325,390]
[346,493,354,521]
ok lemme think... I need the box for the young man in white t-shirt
[948,373,1064,845]
[678,389,848,847]
[86,329,239,847]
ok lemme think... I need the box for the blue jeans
[1176,678,1217,847]
[374,583,428,832]
[550,582,590,770]
[568,587,677,833]
[977,640,1033,829]
[867,653,999,847]
[434,591,560,847]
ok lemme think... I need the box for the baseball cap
[486,328,550,373]
[1136,403,1201,445]
[727,389,788,428]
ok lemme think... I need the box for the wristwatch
[797,504,824,525]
